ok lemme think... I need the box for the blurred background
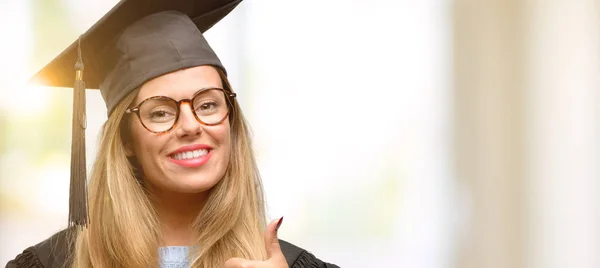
[0,0,598,267]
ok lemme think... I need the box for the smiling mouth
[169,149,210,160]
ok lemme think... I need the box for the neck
[147,185,208,246]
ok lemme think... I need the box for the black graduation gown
[5,229,339,268]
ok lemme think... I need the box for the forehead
[136,65,223,101]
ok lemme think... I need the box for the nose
[175,102,202,138]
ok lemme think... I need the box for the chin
[173,175,223,193]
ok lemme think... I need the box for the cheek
[207,122,232,161]
[216,122,232,150]
[129,121,159,163]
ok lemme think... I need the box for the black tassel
[69,37,88,228]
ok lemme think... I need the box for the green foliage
[32,0,77,69]
[0,0,76,203]
[23,0,77,163]
[4,89,71,165]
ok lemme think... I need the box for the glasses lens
[139,97,178,132]
[192,89,231,124]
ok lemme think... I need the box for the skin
[127,65,287,267]
[127,65,231,246]
[224,218,288,268]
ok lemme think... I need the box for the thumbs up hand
[223,217,289,268]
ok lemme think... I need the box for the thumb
[265,217,284,259]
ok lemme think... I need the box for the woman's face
[128,66,231,195]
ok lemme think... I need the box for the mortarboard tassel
[69,36,88,228]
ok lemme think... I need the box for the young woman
[6,0,338,267]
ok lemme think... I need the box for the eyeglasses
[125,88,236,133]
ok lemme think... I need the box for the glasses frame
[125,87,237,134]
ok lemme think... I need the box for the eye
[149,109,176,122]
[195,101,219,114]
[150,110,167,118]
[199,101,217,110]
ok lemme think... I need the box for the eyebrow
[191,87,221,96]
[131,86,224,107]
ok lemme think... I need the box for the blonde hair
[70,70,267,268]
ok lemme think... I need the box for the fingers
[223,218,287,268]
[264,217,284,259]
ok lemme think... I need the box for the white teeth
[172,149,208,160]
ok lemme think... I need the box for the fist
[223,217,288,268]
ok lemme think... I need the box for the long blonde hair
[70,70,267,268]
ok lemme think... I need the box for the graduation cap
[31,0,243,228]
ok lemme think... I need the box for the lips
[168,144,213,168]
[171,149,209,160]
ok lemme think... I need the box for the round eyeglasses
[125,88,236,133]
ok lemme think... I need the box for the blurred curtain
[453,1,599,268]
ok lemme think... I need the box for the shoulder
[5,231,338,268]
[279,239,339,268]
[5,228,72,268]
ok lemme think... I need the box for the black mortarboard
[30,0,243,228]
